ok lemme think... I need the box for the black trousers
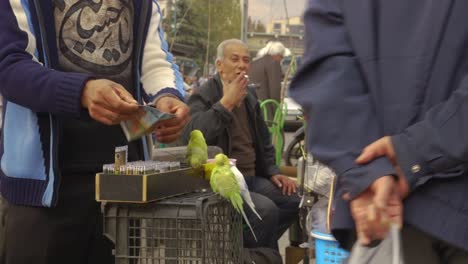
[402,225,468,264]
[243,176,301,250]
[1,174,113,264]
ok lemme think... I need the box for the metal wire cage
[103,191,243,264]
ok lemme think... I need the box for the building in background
[247,16,304,57]
[246,32,304,57]
[266,16,304,36]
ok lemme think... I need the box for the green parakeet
[186,130,208,170]
[204,162,216,181]
[210,153,257,241]
[230,163,262,221]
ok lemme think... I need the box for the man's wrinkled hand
[356,136,396,165]
[356,136,410,198]
[81,79,140,125]
[220,72,248,111]
[350,176,402,245]
[271,174,297,195]
[153,96,190,143]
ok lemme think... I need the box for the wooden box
[96,168,209,203]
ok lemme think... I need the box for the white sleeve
[140,1,185,101]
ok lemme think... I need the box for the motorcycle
[283,125,305,167]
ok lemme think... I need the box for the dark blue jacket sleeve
[289,0,395,198]
[392,74,468,189]
[0,1,93,116]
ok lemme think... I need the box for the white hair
[254,41,287,60]
[216,39,248,62]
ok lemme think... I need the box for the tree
[163,0,205,62]
[248,16,254,32]
[248,17,266,33]
[255,20,266,33]
[207,0,241,64]
[163,0,242,74]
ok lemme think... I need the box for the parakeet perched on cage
[204,162,216,181]
[229,164,262,221]
[186,129,208,172]
[210,153,257,241]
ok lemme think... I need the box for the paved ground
[278,230,314,263]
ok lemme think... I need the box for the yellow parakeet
[186,130,208,178]
[210,153,257,241]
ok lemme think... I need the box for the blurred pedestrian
[249,41,288,119]
[290,0,468,263]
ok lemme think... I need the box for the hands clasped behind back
[81,79,141,125]
[357,136,409,198]
[350,136,409,245]
[350,176,402,245]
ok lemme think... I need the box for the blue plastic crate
[311,231,349,264]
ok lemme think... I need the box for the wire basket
[311,231,349,264]
[103,191,243,264]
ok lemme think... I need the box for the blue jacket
[0,0,184,207]
[291,0,468,250]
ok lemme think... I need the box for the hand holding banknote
[153,96,190,143]
[120,96,190,142]
[81,79,188,142]
[81,79,141,125]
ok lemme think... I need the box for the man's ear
[215,59,223,73]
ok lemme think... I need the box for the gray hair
[254,41,287,60]
[216,39,248,62]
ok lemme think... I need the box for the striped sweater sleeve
[0,0,92,117]
[140,0,185,103]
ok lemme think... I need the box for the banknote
[120,105,175,141]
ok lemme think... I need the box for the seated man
[182,39,300,250]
